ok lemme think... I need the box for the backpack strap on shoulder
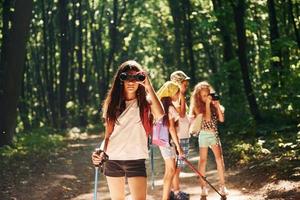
[142,103,153,136]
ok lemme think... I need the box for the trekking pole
[150,142,155,189]
[93,165,99,200]
[180,157,227,200]
[93,148,109,200]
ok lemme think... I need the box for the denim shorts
[198,130,219,147]
[176,138,189,168]
[159,144,176,160]
[103,159,147,177]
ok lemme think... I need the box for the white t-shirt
[172,100,190,139]
[101,99,149,160]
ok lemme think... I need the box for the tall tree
[168,0,183,68]
[76,0,87,126]
[212,0,241,97]
[0,0,12,88]
[231,0,261,122]
[287,0,300,48]
[267,0,283,87]
[0,0,33,147]
[182,0,196,85]
[58,0,69,128]
[41,0,58,127]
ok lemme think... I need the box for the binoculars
[209,93,220,101]
[119,72,146,82]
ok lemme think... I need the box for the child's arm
[178,83,187,118]
[204,98,212,122]
[213,101,224,122]
[142,75,164,119]
[169,118,184,156]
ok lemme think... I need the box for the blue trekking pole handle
[94,166,99,200]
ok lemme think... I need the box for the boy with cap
[170,71,191,199]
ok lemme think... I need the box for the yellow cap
[157,81,180,98]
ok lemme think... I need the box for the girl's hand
[212,100,220,108]
[137,71,151,91]
[91,151,107,166]
[206,95,212,105]
[176,146,185,157]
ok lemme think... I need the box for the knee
[165,166,176,178]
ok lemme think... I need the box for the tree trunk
[0,0,12,90]
[41,0,56,127]
[48,8,59,128]
[168,0,183,68]
[212,0,241,97]
[0,0,33,147]
[182,0,196,85]
[59,0,69,129]
[76,1,87,126]
[19,56,31,130]
[232,0,262,122]
[267,0,283,87]
[288,0,300,48]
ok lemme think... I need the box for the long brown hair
[102,60,149,126]
[161,97,178,127]
[190,81,216,116]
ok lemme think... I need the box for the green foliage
[0,127,66,161]
[222,125,299,168]
[2,0,299,144]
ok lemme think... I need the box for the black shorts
[103,159,147,178]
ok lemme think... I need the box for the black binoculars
[119,72,146,82]
[209,93,220,101]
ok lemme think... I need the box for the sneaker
[178,191,189,197]
[219,185,229,196]
[169,191,175,200]
[200,186,208,196]
[174,191,189,200]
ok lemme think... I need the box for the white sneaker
[201,186,208,196]
[219,185,229,196]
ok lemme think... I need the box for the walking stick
[180,157,227,200]
[93,148,109,200]
[150,141,155,189]
[93,165,99,200]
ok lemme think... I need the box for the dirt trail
[2,133,299,200]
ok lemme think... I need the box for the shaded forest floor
[1,129,299,200]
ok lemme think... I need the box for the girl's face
[123,70,140,95]
[171,90,180,101]
[199,88,210,103]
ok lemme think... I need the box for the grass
[0,127,66,167]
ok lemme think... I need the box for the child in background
[170,71,191,199]
[189,81,228,198]
[156,81,184,200]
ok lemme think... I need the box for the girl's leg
[210,144,225,185]
[127,177,147,200]
[198,147,208,187]
[171,168,181,192]
[162,158,176,200]
[106,176,126,200]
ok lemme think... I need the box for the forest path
[2,132,299,200]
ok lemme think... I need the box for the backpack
[152,117,170,147]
